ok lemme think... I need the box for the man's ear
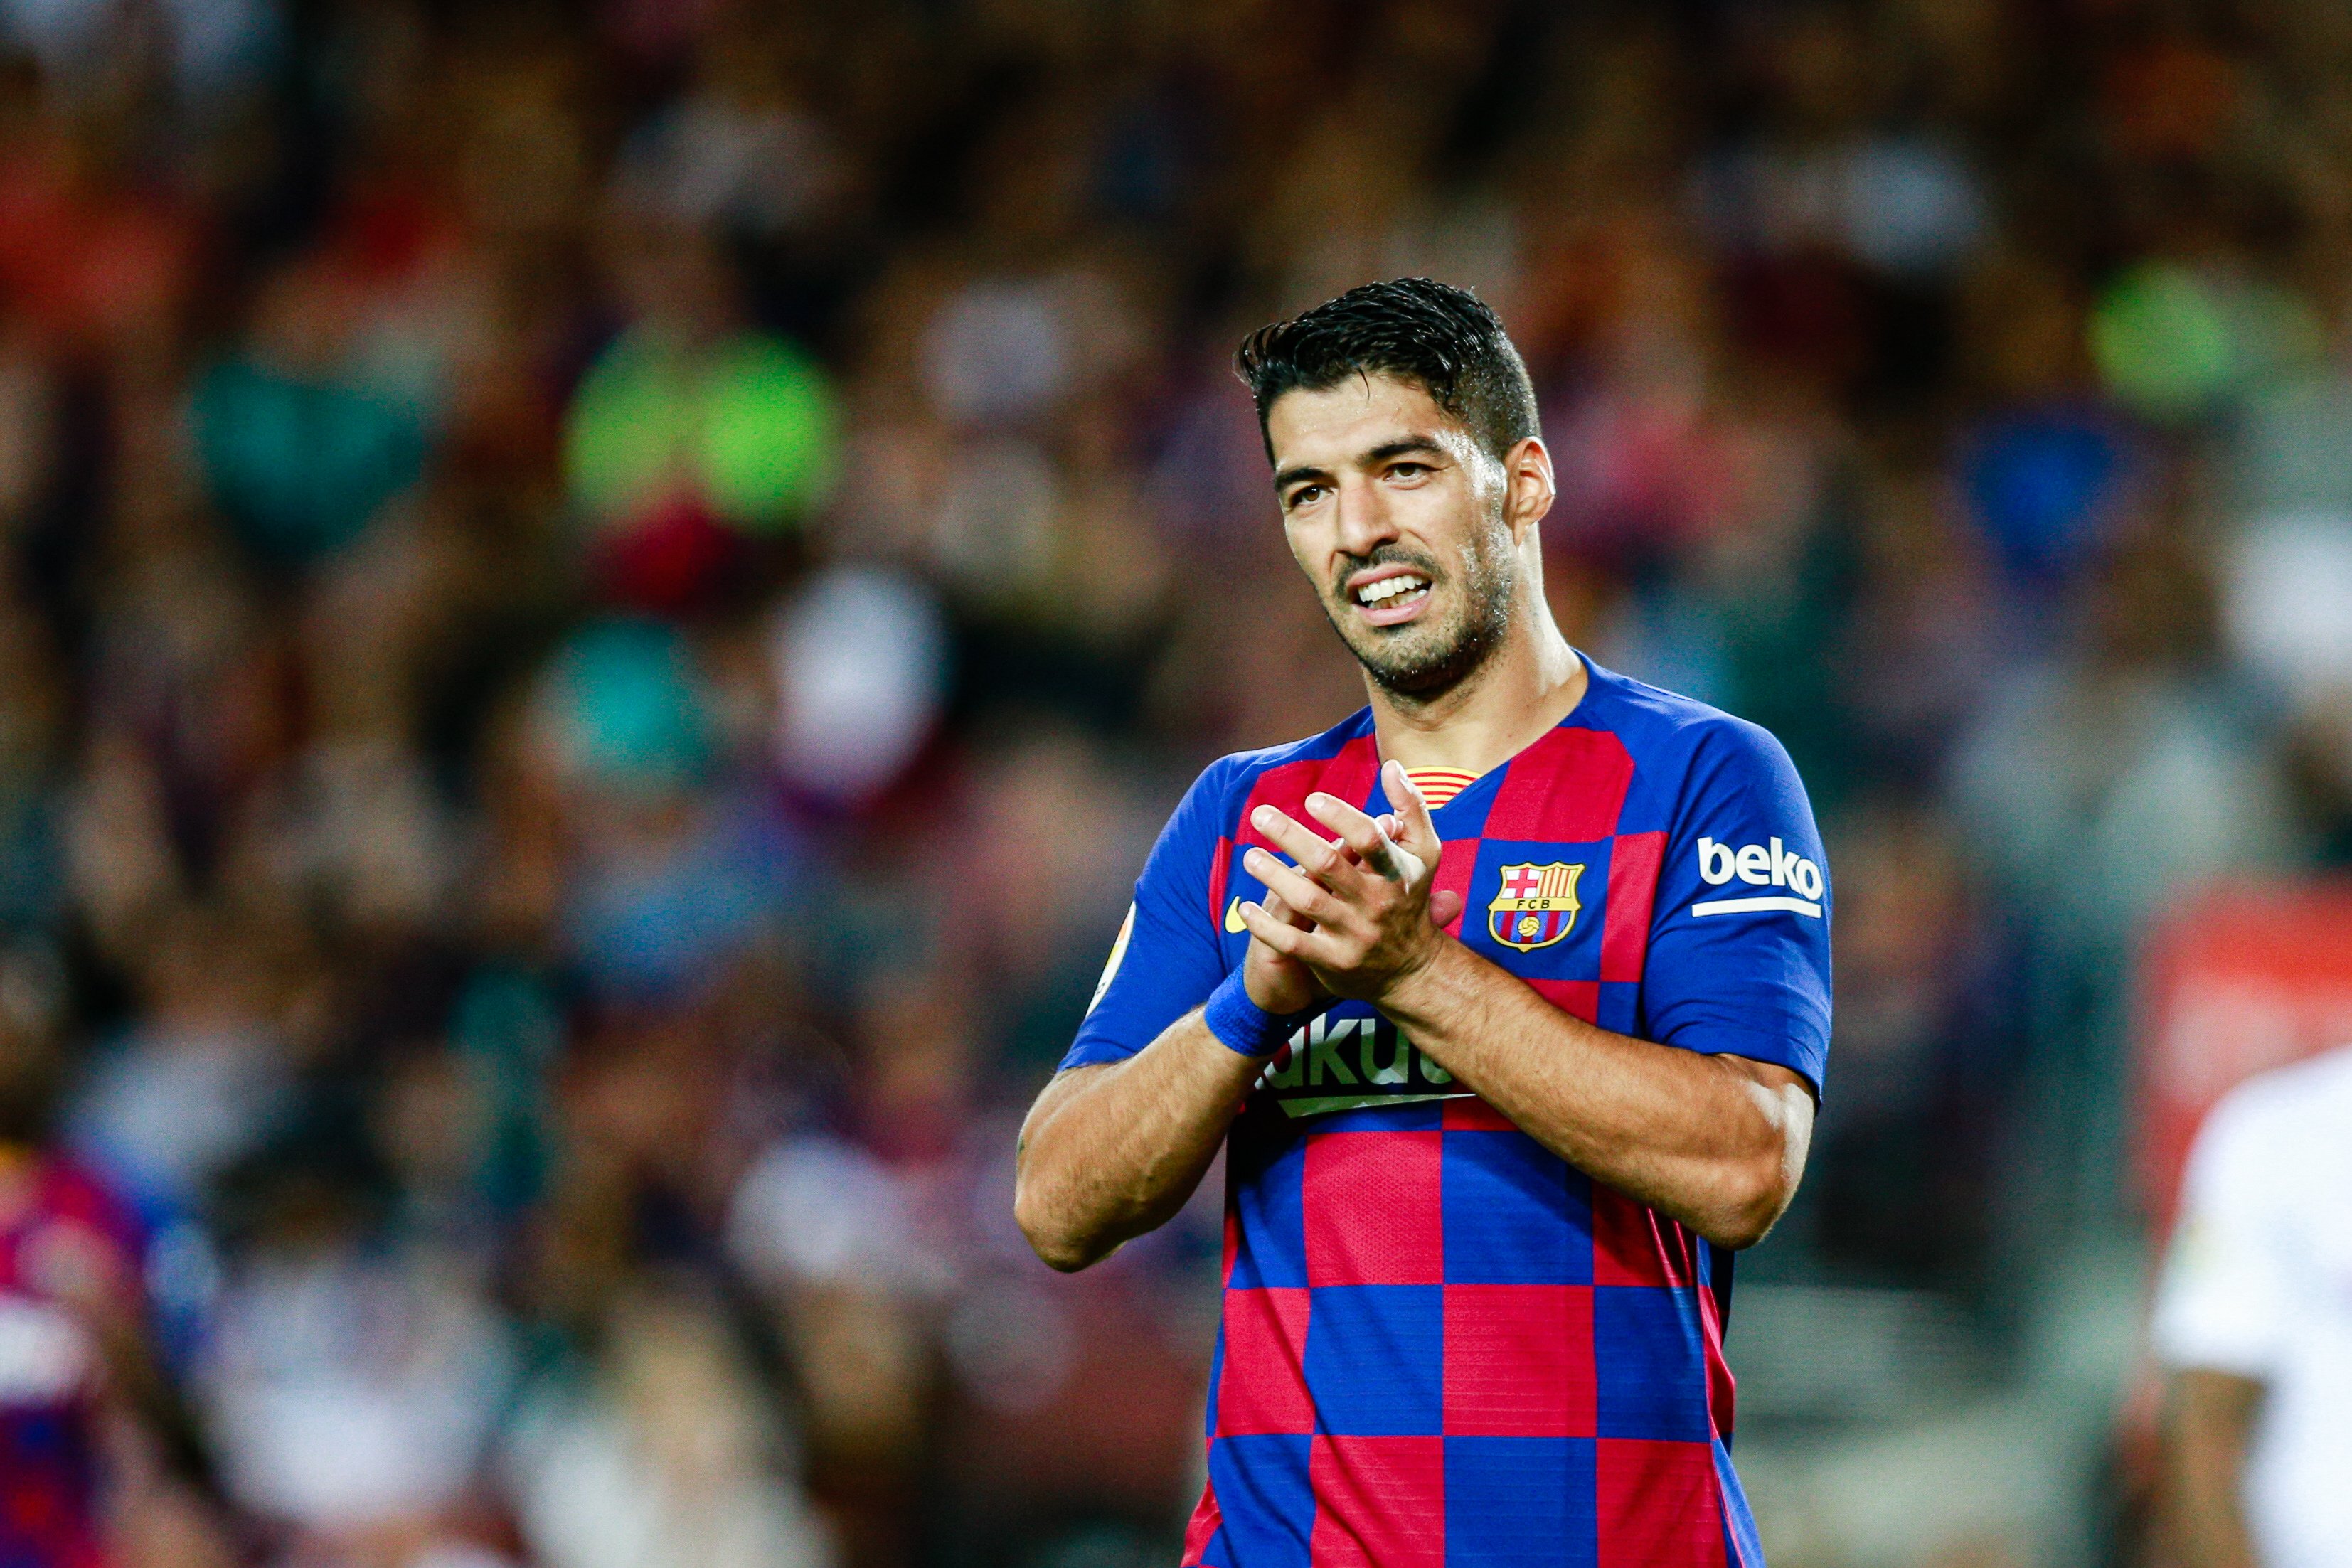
[1502,436,1556,542]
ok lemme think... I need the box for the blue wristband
[1203,969,1309,1059]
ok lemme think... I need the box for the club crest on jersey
[1488,861,1584,951]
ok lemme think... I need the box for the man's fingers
[1238,900,1329,960]
[1262,887,1314,929]
[1237,901,1304,954]
[1244,848,1338,924]
[1302,791,1381,851]
[1429,888,1464,928]
[1382,761,1444,857]
[1250,806,1358,890]
[1303,791,1412,882]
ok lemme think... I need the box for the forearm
[1014,1012,1263,1271]
[87,1305,223,1503]
[1380,938,1811,1248]
[2166,1370,2262,1568]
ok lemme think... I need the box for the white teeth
[1356,576,1429,607]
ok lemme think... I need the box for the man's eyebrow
[1365,436,1448,464]
[1272,462,1331,493]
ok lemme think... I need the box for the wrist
[1203,969,1311,1059]
[1375,931,1459,1023]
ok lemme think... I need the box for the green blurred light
[564,329,836,533]
[2090,260,2321,423]
[2090,262,2233,422]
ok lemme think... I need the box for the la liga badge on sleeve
[1488,861,1584,951]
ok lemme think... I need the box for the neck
[1365,590,1586,775]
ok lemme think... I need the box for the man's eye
[1287,485,1325,508]
[1388,463,1428,479]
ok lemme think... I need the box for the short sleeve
[1639,719,1834,1093]
[2151,1091,2294,1380]
[1059,760,1235,1070]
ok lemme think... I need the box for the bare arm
[1238,759,1814,1251]
[1017,858,1361,1271]
[1016,831,1472,1271]
[93,1305,223,1503]
[1013,1015,1263,1271]
[2164,1367,2263,1568]
[1380,941,1812,1248]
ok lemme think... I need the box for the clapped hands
[1233,759,1467,1004]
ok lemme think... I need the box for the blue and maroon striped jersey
[1063,658,1832,1568]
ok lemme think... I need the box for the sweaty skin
[1015,375,1814,1271]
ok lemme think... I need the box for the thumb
[1383,760,1442,857]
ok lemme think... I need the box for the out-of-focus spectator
[2225,521,2352,833]
[1949,531,2295,963]
[503,1280,832,1568]
[200,1171,517,1559]
[68,909,294,1225]
[766,564,947,807]
[0,937,230,1568]
[1806,799,2016,1282]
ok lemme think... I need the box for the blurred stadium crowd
[1,0,2351,1565]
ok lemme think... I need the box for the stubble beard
[1324,515,1519,702]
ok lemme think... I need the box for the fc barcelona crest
[1488,862,1585,951]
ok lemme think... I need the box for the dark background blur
[2,1,2351,1565]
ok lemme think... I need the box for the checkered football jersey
[0,1154,147,1568]
[1062,659,1831,1568]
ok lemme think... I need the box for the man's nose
[1332,474,1400,557]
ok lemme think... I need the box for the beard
[1321,514,1518,700]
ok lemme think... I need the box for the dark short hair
[1234,278,1539,465]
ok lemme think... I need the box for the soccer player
[2154,1043,2352,1568]
[1013,278,1831,1567]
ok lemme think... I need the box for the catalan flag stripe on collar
[1402,767,1479,810]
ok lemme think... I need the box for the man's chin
[1346,627,1491,698]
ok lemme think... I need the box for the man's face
[1265,373,1519,698]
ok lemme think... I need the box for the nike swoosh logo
[1224,897,1247,934]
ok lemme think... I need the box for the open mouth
[1348,570,1432,625]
